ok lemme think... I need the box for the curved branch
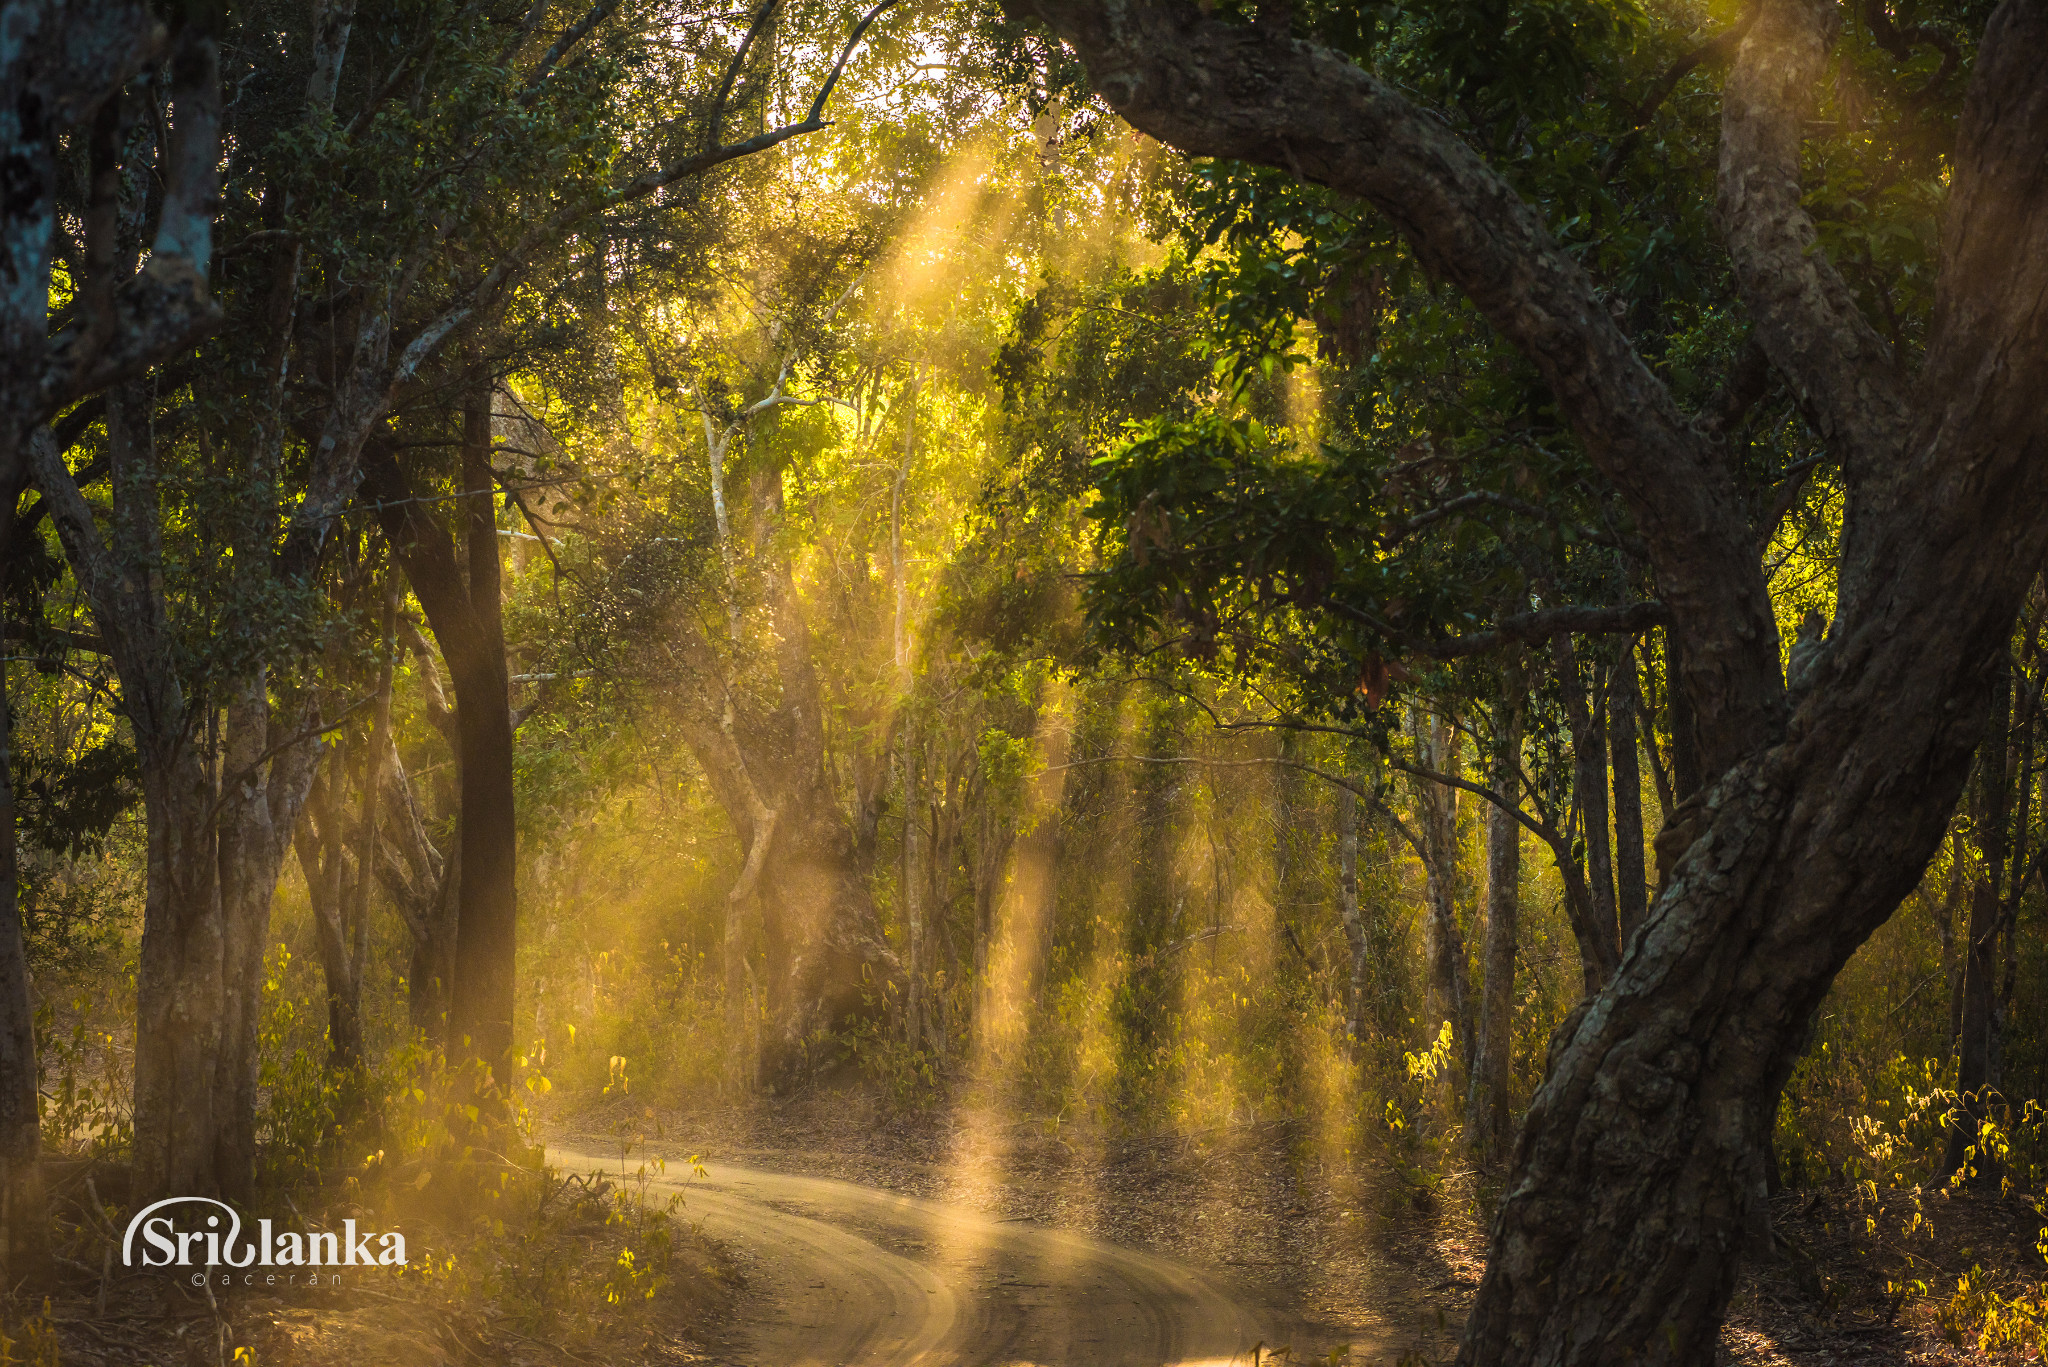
[1002,0,1784,778]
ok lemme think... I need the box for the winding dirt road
[550,1146,1353,1366]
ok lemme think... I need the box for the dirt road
[549,1146,1355,1366]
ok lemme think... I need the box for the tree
[996,1,2048,1362]
[2,0,226,1223]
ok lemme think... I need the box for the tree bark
[1468,688,1522,1160]
[1411,710,1471,1066]
[383,632,455,1041]
[34,389,315,1203]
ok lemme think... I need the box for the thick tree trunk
[1467,693,1522,1160]
[131,758,228,1201]
[35,391,316,1204]
[446,641,516,1073]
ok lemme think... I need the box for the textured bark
[213,681,316,1204]
[999,1,2048,1361]
[1467,691,1522,1161]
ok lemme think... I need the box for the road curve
[548,1147,1333,1367]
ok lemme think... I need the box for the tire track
[549,1148,1340,1366]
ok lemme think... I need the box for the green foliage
[36,983,133,1160]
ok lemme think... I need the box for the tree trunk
[1467,690,1522,1160]
[1412,710,1471,1064]
[372,649,454,1042]
[969,790,1016,992]
[665,608,901,1089]
[1612,653,1649,944]
[0,499,46,1278]
[337,585,396,1065]
[34,388,318,1206]
[213,679,314,1204]
[1336,783,1368,1056]
[365,391,519,1078]
[1566,646,1620,947]
[1940,831,1965,1051]
[1664,627,1702,804]
[901,728,925,1053]
[295,765,364,1071]
[411,835,459,1045]
[449,390,517,1075]
[1556,639,1624,984]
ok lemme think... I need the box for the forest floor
[552,1086,2048,1367]
[551,1088,1473,1365]
[17,1089,2045,1365]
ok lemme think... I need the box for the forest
[1,0,2046,1364]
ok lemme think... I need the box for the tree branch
[1420,602,1671,660]
[1003,0,1785,778]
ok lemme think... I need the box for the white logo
[122,1198,407,1269]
